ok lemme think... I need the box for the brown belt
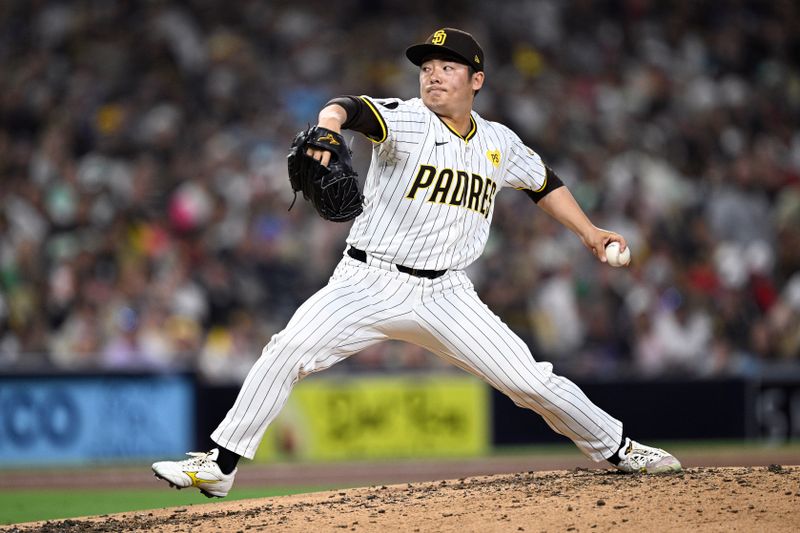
[347,247,447,279]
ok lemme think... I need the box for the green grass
[0,486,329,526]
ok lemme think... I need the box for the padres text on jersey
[347,96,549,272]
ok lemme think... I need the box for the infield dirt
[6,465,799,532]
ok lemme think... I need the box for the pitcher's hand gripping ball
[605,241,631,267]
[287,126,363,222]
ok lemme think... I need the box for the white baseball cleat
[614,438,682,474]
[152,448,236,498]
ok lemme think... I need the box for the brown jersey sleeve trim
[524,166,564,203]
[323,95,386,143]
[357,96,388,144]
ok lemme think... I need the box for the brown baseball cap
[406,28,484,72]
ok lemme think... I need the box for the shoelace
[627,448,666,466]
[183,451,215,468]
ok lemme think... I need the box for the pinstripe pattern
[212,258,622,462]
[347,97,547,271]
[416,287,621,460]
[212,259,416,458]
[210,94,622,465]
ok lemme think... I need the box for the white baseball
[605,241,631,267]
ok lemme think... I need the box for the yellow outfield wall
[254,374,489,462]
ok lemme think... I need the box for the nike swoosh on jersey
[434,141,448,146]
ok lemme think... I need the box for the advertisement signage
[254,374,489,461]
[0,375,194,465]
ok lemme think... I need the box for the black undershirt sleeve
[524,165,565,203]
[324,96,383,140]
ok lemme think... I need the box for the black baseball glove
[286,126,363,222]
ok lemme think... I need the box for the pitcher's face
[419,58,483,115]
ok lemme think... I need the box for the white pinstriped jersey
[347,96,549,271]
[210,99,625,467]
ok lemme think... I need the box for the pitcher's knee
[263,328,322,358]
[261,331,344,378]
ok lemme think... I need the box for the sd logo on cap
[406,28,484,72]
[431,29,447,45]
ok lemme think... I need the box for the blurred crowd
[1,0,799,382]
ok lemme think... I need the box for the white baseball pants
[212,256,623,461]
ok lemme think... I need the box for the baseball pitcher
[152,28,680,498]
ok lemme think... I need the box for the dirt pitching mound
[7,466,799,532]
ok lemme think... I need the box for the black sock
[215,446,240,475]
[605,436,627,466]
